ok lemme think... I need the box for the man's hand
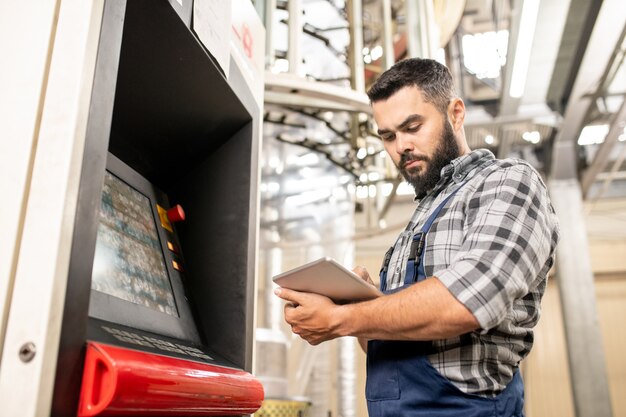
[275,288,344,345]
[352,265,375,286]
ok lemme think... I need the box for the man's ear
[448,98,465,132]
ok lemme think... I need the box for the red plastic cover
[78,342,264,416]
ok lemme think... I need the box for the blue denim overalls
[367,186,525,417]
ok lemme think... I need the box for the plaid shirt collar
[414,149,496,201]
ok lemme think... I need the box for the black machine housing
[52,1,261,415]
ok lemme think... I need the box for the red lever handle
[78,343,117,417]
[78,341,264,416]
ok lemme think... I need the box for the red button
[167,205,185,223]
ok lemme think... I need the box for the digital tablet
[272,257,382,303]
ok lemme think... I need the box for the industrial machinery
[1,1,264,416]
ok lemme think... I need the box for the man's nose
[395,132,415,154]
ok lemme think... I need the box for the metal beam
[587,176,626,199]
[548,179,614,417]
[547,8,625,409]
[264,72,371,113]
[551,0,626,181]
[595,169,626,182]
[496,125,512,159]
[588,138,626,205]
[581,97,626,197]
[377,178,400,222]
[513,0,572,107]
[347,0,365,155]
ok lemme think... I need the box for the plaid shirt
[384,149,560,395]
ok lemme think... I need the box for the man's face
[372,86,461,196]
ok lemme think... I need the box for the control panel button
[167,204,185,223]
[172,260,183,272]
[167,241,178,253]
[156,204,173,232]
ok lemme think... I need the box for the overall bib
[367,187,525,417]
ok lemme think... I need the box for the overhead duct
[545,0,603,114]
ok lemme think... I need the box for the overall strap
[405,182,467,286]
[379,246,394,291]
[380,182,468,291]
[407,184,465,262]
[422,186,462,233]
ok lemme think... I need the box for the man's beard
[399,121,461,198]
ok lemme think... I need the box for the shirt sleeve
[434,162,559,331]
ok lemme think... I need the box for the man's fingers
[276,287,336,346]
[352,265,374,285]
[284,302,298,323]
[274,287,304,304]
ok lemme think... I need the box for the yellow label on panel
[156,204,173,232]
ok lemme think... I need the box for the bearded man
[276,58,560,417]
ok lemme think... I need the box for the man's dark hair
[367,58,456,115]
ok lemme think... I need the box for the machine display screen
[91,171,179,317]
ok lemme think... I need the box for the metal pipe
[347,0,365,92]
[382,0,394,70]
[263,0,277,68]
[405,0,420,58]
[406,0,437,59]
[338,337,358,417]
[287,0,302,75]
[265,247,284,331]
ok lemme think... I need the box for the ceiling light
[577,124,609,146]
[522,130,541,144]
[356,186,369,199]
[461,31,508,79]
[370,45,383,61]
